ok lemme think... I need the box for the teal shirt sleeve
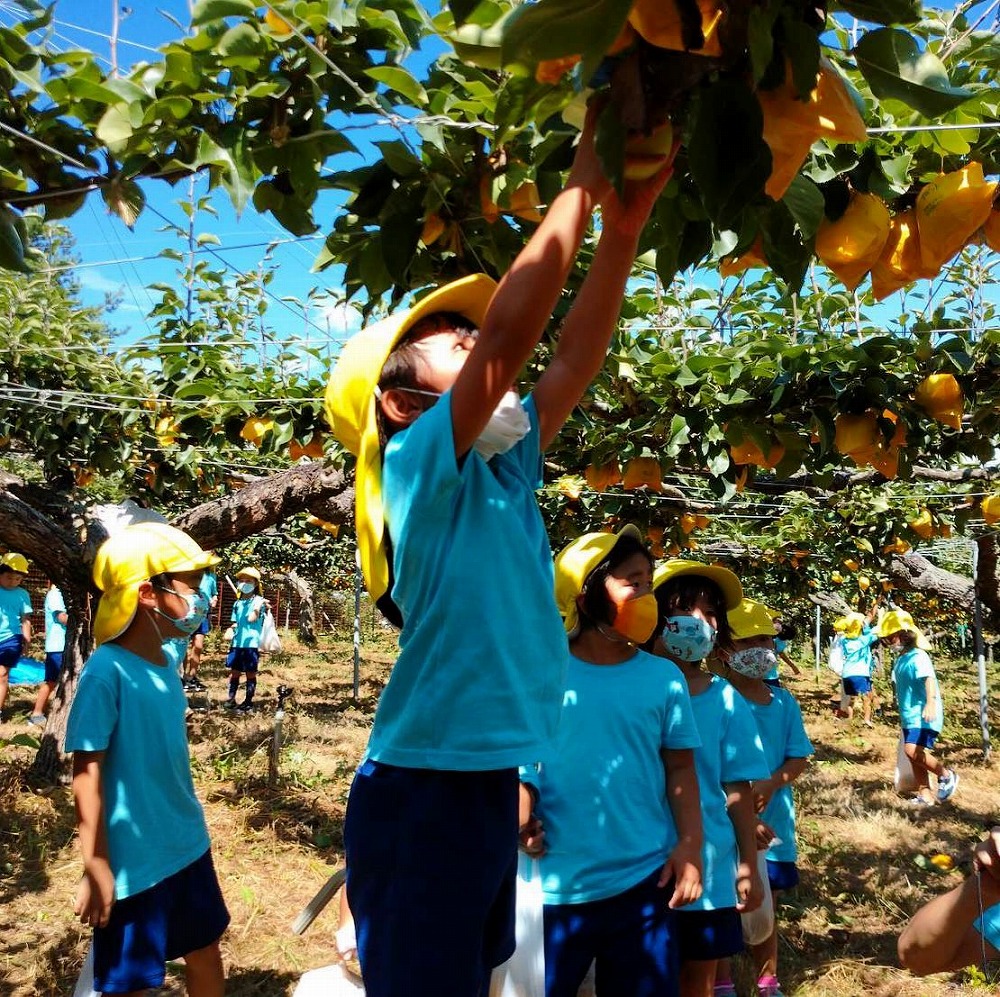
[65,659,119,752]
[663,668,701,750]
[975,902,1000,951]
[720,685,770,783]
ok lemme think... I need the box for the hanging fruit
[914,373,964,430]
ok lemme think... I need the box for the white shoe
[937,769,959,802]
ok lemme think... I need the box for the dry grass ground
[1,630,998,995]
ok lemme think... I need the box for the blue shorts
[903,727,938,748]
[196,617,211,636]
[544,870,678,997]
[842,675,872,696]
[44,652,64,684]
[93,849,229,993]
[0,634,23,669]
[766,860,799,892]
[226,647,259,672]
[345,761,519,997]
[675,906,743,961]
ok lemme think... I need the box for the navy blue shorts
[903,727,938,748]
[842,675,872,696]
[675,906,743,961]
[44,652,63,684]
[196,617,211,636]
[345,761,519,997]
[0,634,23,669]
[93,849,229,993]
[226,647,259,672]
[544,870,679,997]
[765,860,799,892]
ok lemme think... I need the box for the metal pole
[972,540,991,761]
[353,548,362,701]
[814,605,822,673]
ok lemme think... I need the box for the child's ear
[379,388,425,428]
[136,580,157,609]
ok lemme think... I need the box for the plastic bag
[740,850,775,945]
[894,734,918,794]
[259,609,282,654]
[292,964,364,997]
[827,635,845,677]
[489,853,545,997]
[72,943,101,997]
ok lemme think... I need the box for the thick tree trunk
[888,551,975,609]
[279,569,317,646]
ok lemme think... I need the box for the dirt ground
[1,629,998,996]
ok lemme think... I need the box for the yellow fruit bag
[815,192,890,290]
[871,209,937,301]
[916,163,997,272]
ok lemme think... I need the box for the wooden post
[972,541,991,761]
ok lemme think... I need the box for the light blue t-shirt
[975,902,1000,950]
[841,629,878,679]
[200,571,218,603]
[0,585,32,643]
[231,595,265,648]
[64,644,209,899]
[374,393,568,770]
[744,686,814,863]
[44,587,66,654]
[893,647,942,732]
[764,638,787,682]
[681,676,770,912]
[525,649,701,904]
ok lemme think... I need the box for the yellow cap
[652,559,743,610]
[324,274,498,602]
[833,612,866,639]
[0,552,29,574]
[236,566,262,583]
[92,523,219,646]
[876,608,931,649]
[728,599,780,640]
[554,525,644,635]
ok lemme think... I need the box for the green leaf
[451,15,509,70]
[0,209,28,273]
[832,0,920,26]
[95,103,133,149]
[364,66,428,105]
[190,0,255,25]
[747,5,777,84]
[595,101,626,197]
[854,29,974,117]
[782,175,825,240]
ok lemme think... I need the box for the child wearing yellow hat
[325,112,678,996]
[833,610,878,724]
[0,551,33,724]
[718,600,813,997]
[648,562,770,997]
[521,527,702,997]
[224,566,267,712]
[65,523,228,995]
[876,609,957,805]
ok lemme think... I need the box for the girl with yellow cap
[65,523,228,995]
[718,600,813,997]
[224,566,267,712]
[876,609,957,805]
[833,611,878,725]
[648,562,770,997]
[0,551,33,724]
[523,526,703,997]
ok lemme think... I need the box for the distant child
[649,561,769,997]
[65,522,228,995]
[834,611,878,725]
[324,111,678,997]
[898,825,1000,974]
[764,618,801,687]
[877,609,958,806]
[523,527,702,997]
[225,566,266,713]
[183,567,219,692]
[0,551,33,724]
[719,600,813,997]
[29,582,67,726]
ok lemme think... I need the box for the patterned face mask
[728,646,778,679]
[660,616,717,662]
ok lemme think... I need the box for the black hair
[577,534,652,630]
[894,629,918,650]
[774,618,798,640]
[0,566,15,577]
[651,575,732,650]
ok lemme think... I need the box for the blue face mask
[152,586,211,636]
[660,615,717,662]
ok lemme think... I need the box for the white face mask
[238,581,256,595]
[377,386,529,460]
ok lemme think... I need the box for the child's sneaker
[27,714,46,727]
[714,982,737,997]
[908,794,934,808]
[936,769,959,802]
[758,977,785,997]
[223,699,238,710]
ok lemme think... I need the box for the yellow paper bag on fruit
[816,192,891,290]
[916,163,997,272]
[629,0,724,56]
[871,209,937,301]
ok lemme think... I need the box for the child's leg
[904,744,937,794]
[183,939,225,997]
[31,679,55,718]
[747,888,780,983]
[242,669,257,707]
[862,690,874,725]
[713,960,736,997]
[227,670,240,703]
[0,664,9,714]
[680,958,718,997]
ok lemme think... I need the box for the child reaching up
[324,111,678,997]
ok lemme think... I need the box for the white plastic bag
[72,943,101,997]
[894,734,918,794]
[827,635,845,677]
[259,609,282,654]
[490,853,545,997]
[293,963,364,997]
[740,850,775,945]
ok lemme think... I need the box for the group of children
[42,114,965,996]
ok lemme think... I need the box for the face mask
[660,616,717,662]
[609,592,659,645]
[238,581,256,595]
[728,646,777,679]
[377,386,529,460]
[152,585,211,636]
